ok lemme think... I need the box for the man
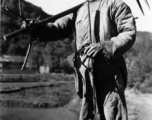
[22,0,136,119]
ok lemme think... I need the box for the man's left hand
[84,43,104,58]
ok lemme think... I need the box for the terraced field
[0,73,75,108]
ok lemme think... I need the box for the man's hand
[84,43,104,58]
[21,19,39,31]
[21,20,34,29]
[21,19,42,40]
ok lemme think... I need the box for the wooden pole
[3,2,84,41]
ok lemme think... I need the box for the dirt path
[126,89,152,120]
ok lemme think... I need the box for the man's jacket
[40,0,136,88]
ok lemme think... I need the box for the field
[0,72,152,120]
[0,73,81,120]
[0,73,76,108]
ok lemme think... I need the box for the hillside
[136,31,152,43]
[126,31,152,93]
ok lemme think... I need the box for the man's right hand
[83,43,104,58]
[21,19,41,39]
[21,20,34,29]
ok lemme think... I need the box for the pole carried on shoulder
[2,1,84,41]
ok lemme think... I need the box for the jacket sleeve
[102,0,136,60]
[38,13,75,42]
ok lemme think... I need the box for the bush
[62,60,74,74]
[126,34,152,93]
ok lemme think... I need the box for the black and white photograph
[0,0,152,120]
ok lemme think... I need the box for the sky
[26,0,152,32]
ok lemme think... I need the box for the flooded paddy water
[0,106,78,120]
[0,73,79,120]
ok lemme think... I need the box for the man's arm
[28,13,75,42]
[44,14,75,41]
[102,0,136,60]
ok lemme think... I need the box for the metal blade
[144,0,151,9]
[136,0,144,15]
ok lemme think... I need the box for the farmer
[22,0,136,119]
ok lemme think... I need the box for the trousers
[74,53,128,120]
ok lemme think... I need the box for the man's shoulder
[77,2,87,12]
[109,0,130,10]
[110,0,126,6]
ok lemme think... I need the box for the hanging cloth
[86,0,103,119]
